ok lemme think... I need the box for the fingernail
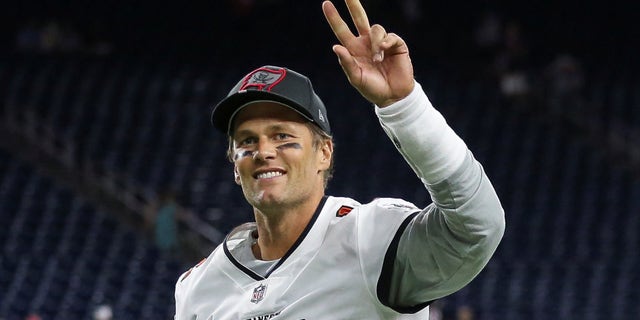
[373,52,383,62]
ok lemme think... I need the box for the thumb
[333,44,361,86]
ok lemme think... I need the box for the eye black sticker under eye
[235,150,254,160]
[234,143,301,160]
[277,143,302,150]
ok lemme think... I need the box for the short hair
[226,123,335,188]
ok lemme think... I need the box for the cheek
[233,154,252,178]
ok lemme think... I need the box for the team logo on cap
[240,67,287,92]
[250,284,268,304]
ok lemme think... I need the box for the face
[230,102,332,212]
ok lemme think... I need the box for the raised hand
[322,0,415,107]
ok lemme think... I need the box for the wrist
[376,81,416,108]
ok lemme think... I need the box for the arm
[375,83,505,308]
[323,0,504,309]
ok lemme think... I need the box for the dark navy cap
[211,66,331,135]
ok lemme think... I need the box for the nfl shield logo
[251,284,267,304]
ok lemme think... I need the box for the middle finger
[345,0,371,36]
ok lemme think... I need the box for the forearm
[375,81,467,185]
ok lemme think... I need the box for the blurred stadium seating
[0,147,181,319]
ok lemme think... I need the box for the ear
[317,139,333,171]
[234,166,242,185]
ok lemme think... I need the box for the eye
[237,136,258,147]
[275,133,292,140]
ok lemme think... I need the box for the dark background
[2,0,638,69]
[1,1,639,319]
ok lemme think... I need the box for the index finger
[322,1,357,45]
[345,0,371,36]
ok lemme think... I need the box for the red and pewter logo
[240,67,287,92]
[336,205,354,217]
[250,284,268,304]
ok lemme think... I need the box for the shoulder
[323,196,361,218]
[327,196,422,245]
[359,197,421,218]
[175,246,220,291]
[324,196,420,227]
[358,198,421,235]
[326,196,419,215]
[349,198,424,284]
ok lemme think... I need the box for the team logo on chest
[251,284,268,304]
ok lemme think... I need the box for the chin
[249,190,282,207]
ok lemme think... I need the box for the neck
[252,193,324,261]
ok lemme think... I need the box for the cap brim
[211,90,315,135]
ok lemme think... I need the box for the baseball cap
[211,65,331,135]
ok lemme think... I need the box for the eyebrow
[233,123,297,138]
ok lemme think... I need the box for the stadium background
[0,0,638,319]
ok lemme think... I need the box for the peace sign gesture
[322,0,415,107]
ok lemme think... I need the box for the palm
[341,33,413,106]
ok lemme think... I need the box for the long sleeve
[375,81,506,308]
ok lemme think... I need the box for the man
[174,0,505,319]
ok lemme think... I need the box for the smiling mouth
[255,171,284,179]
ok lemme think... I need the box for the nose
[253,140,277,161]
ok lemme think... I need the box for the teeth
[257,171,283,179]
